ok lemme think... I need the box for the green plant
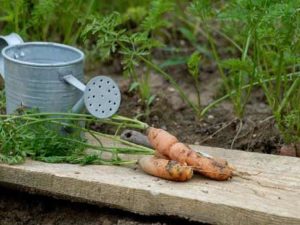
[0,0,29,37]
[128,69,156,119]
[187,51,202,118]
[181,0,300,143]
[219,0,300,143]
[82,12,157,117]
[0,89,5,113]
[29,0,98,44]
[0,110,152,165]
[82,1,207,119]
[280,109,300,144]
[186,0,251,118]
[0,0,99,44]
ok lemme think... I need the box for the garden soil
[94,61,281,155]
[0,185,206,225]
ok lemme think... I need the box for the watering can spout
[63,74,121,118]
[0,33,24,79]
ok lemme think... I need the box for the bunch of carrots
[138,127,234,181]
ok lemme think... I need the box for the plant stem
[0,113,148,130]
[139,56,198,112]
[200,72,300,117]
[199,24,230,93]
[236,30,252,117]
[111,115,149,129]
[277,77,300,115]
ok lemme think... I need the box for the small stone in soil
[208,115,214,120]
[161,125,167,130]
[278,144,297,157]
[153,115,159,122]
[259,103,266,108]
[167,87,175,92]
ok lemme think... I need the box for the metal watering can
[0,33,121,119]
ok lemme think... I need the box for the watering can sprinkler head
[63,75,121,119]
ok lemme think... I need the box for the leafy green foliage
[188,0,215,20]
[0,109,152,165]
[141,0,174,31]
[219,0,300,141]
[187,52,201,79]
[0,0,109,44]
[82,12,125,60]
[185,0,300,142]
[81,1,174,118]
[0,109,85,164]
[0,90,5,114]
[221,59,253,75]
[123,6,148,24]
[280,109,300,143]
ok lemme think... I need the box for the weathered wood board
[0,137,299,225]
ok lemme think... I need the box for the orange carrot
[147,127,233,181]
[138,156,193,182]
[147,128,178,155]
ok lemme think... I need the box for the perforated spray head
[84,76,121,118]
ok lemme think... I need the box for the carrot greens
[0,109,152,165]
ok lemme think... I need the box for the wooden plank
[0,137,299,225]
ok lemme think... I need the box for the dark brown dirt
[116,89,280,154]
[92,61,282,155]
[0,185,206,225]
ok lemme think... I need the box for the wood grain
[0,136,299,225]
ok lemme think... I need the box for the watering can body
[1,42,84,114]
[0,33,121,118]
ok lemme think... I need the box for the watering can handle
[0,33,24,79]
[63,74,86,113]
[63,74,86,91]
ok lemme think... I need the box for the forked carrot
[147,127,234,181]
[138,156,193,182]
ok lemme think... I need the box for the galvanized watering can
[0,33,121,118]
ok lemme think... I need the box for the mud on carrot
[138,156,193,182]
[147,127,234,181]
